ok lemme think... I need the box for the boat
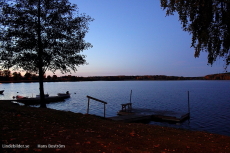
[0,90,4,94]
[15,92,70,105]
[16,95,28,99]
[16,96,68,105]
[36,94,49,98]
[57,91,70,98]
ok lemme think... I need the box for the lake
[1,80,230,136]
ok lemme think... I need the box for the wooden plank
[151,112,190,122]
[109,112,190,123]
[121,103,132,106]
[86,95,107,104]
[108,114,151,123]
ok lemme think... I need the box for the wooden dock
[108,91,191,123]
[151,112,190,122]
[108,114,152,123]
[108,108,190,123]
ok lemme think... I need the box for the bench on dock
[121,103,132,112]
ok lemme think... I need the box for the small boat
[16,95,28,99]
[0,90,4,94]
[36,94,49,98]
[57,93,70,98]
[14,92,70,105]
[16,95,68,105]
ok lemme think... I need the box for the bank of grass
[1,101,230,153]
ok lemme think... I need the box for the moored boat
[0,90,4,94]
[57,91,70,98]
[36,94,49,98]
[14,92,70,105]
[16,96,67,105]
[16,95,28,99]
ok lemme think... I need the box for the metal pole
[130,90,132,104]
[104,103,106,118]
[188,91,190,114]
[87,97,90,114]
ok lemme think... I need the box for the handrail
[86,95,107,118]
[86,95,107,104]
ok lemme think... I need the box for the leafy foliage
[161,0,230,68]
[0,0,93,108]
[0,70,11,77]
[0,0,93,74]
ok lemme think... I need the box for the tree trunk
[39,71,46,108]
[38,0,46,108]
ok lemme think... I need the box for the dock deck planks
[108,114,152,123]
[108,108,190,123]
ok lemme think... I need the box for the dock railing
[86,95,107,118]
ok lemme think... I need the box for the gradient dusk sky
[48,0,229,77]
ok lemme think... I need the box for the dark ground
[1,101,230,153]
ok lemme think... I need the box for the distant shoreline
[0,79,230,84]
[1,72,230,83]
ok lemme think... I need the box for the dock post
[87,96,90,114]
[130,90,132,103]
[188,91,190,114]
[104,103,106,118]
[130,90,132,110]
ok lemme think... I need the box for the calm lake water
[1,80,230,136]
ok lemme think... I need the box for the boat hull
[57,93,70,98]
[0,90,4,94]
[16,96,66,105]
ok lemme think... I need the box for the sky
[48,0,229,77]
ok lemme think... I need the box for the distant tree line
[204,73,230,80]
[0,70,43,81]
[0,70,229,82]
[72,75,205,81]
[47,73,230,81]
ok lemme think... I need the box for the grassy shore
[1,101,230,153]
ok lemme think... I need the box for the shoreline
[1,79,230,84]
[1,100,230,152]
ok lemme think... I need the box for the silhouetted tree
[32,74,38,80]
[12,72,17,78]
[52,75,57,80]
[0,70,11,81]
[12,72,22,81]
[47,75,51,80]
[24,72,32,80]
[2,70,11,77]
[0,0,93,107]
[161,0,230,68]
